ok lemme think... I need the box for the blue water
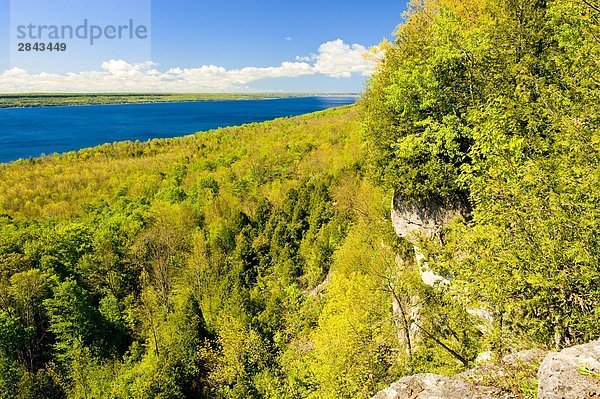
[0,96,357,163]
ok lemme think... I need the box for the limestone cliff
[380,192,600,398]
[390,193,470,286]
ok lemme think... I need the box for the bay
[0,95,357,163]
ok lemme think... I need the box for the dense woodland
[0,0,598,398]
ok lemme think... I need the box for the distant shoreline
[0,93,360,109]
[0,96,358,164]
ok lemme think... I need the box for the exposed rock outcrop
[372,343,600,399]
[391,195,470,243]
[371,373,509,399]
[371,349,544,399]
[305,270,332,297]
[387,197,600,399]
[537,339,600,399]
[389,194,484,355]
[458,349,546,391]
[390,194,470,287]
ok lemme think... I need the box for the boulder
[537,340,600,399]
[371,373,508,399]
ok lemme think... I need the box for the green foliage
[44,280,106,365]
[364,0,600,351]
[0,107,416,398]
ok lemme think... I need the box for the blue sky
[0,0,408,92]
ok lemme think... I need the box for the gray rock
[371,373,507,399]
[390,194,470,244]
[502,349,547,366]
[391,194,470,287]
[538,340,600,399]
[458,349,545,391]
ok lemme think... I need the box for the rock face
[391,194,470,244]
[371,349,545,399]
[391,194,470,287]
[537,340,600,399]
[371,373,507,399]
[389,193,494,358]
[388,192,600,399]
[372,343,600,399]
[458,349,546,391]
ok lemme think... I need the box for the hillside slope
[0,106,360,219]
[0,106,427,398]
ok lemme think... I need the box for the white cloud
[284,36,293,41]
[313,39,377,78]
[0,39,378,92]
[101,60,156,77]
